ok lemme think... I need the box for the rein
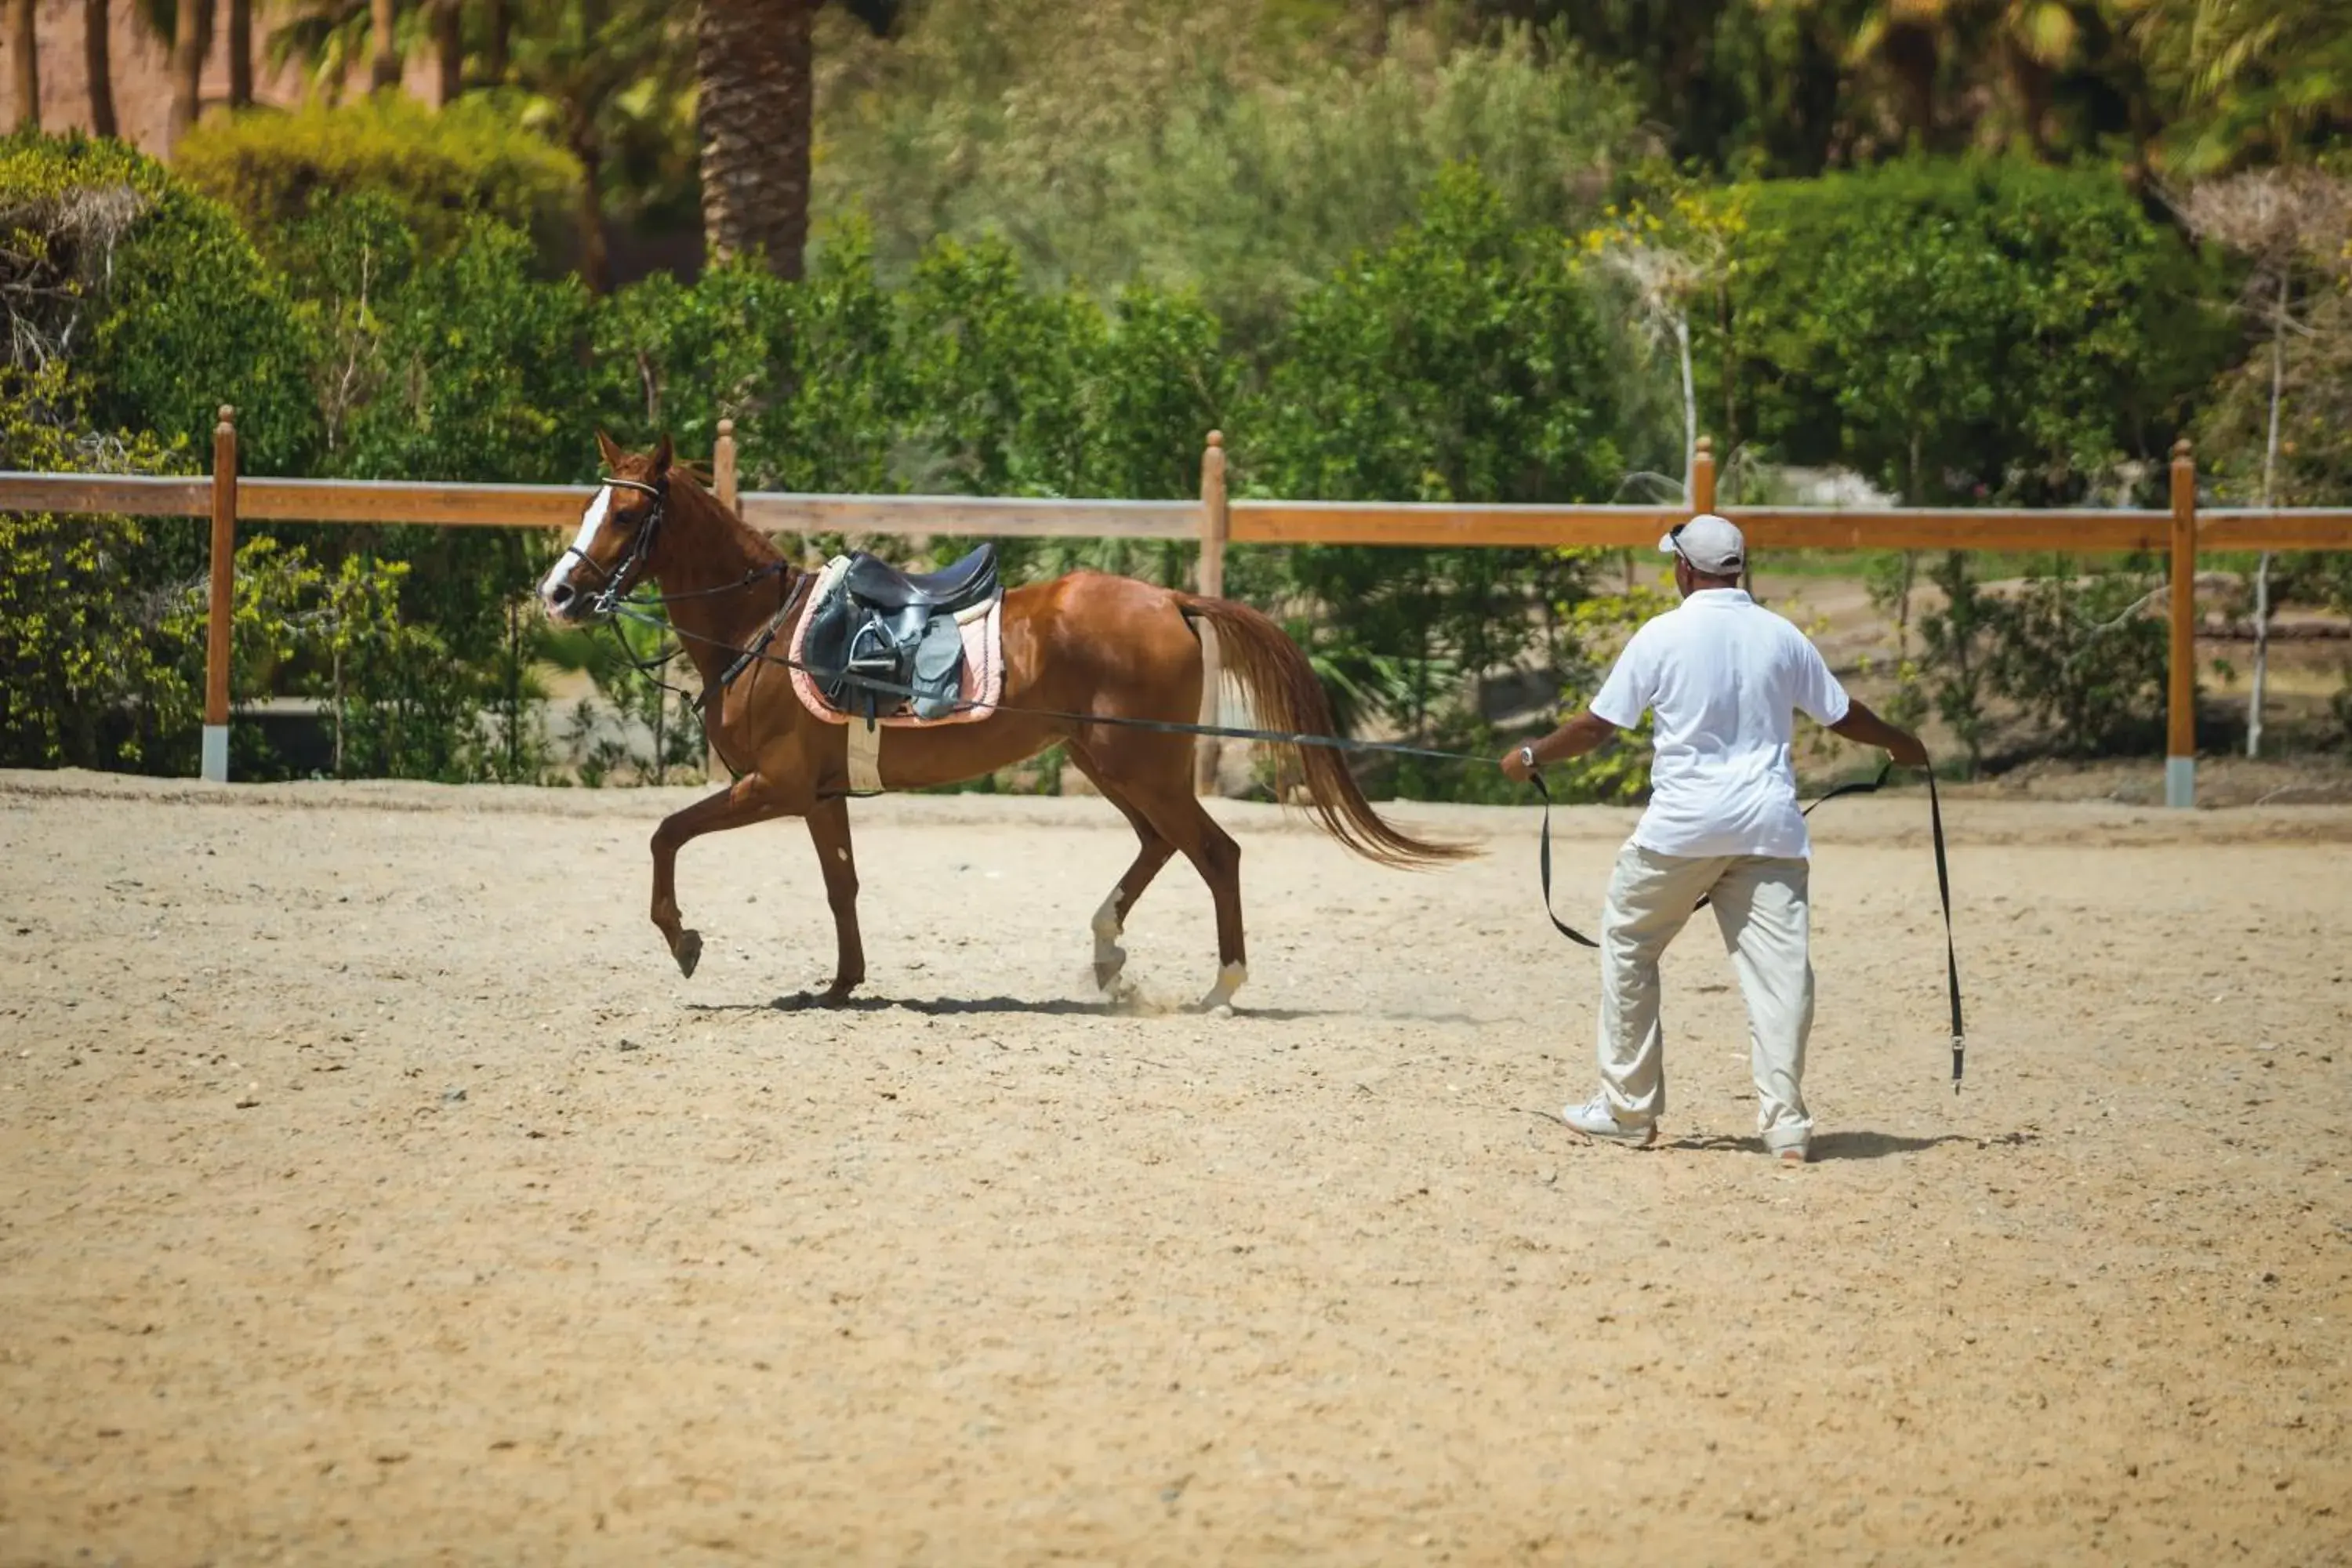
[593,572,1967,1091]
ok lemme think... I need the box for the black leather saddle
[843,543,999,612]
[801,544,1002,721]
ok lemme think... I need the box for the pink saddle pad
[788,590,1004,727]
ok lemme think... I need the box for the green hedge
[174,95,581,274]
[1716,158,2230,503]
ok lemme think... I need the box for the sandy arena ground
[2,768,2349,1565]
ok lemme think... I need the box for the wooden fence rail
[6,421,2352,807]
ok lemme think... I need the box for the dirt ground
[2,769,2349,1566]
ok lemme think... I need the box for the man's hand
[1831,699,1929,769]
[1501,710,1619,782]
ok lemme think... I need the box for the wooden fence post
[202,405,237,783]
[2167,438,2198,809]
[713,417,739,514]
[706,417,740,782]
[1691,435,1716,516]
[1194,430,1229,797]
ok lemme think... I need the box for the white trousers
[1596,840,1815,1153]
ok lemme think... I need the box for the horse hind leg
[1089,742,1247,1013]
[1068,747,1175,995]
[1185,810,1247,1011]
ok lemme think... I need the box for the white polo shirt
[1588,589,1851,860]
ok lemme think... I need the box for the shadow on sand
[1658,1128,2017,1162]
[683,992,1339,1023]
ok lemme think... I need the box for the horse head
[539,430,674,624]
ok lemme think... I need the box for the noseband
[561,476,669,617]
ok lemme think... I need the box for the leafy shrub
[1917,550,1994,772]
[0,363,196,771]
[593,226,909,496]
[1239,165,1621,761]
[1983,558,2170,757]
[1717,158,2230,503]
[0,133,164,369]
[341,218,596,485]
[174,95,581,274]
[2,132,319,472]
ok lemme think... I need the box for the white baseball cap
[1661,513,1745,575]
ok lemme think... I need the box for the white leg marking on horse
[540,485,612,605]
[1091,891,1127,991]
[1199,960,1247,1013]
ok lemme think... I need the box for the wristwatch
[1518,744,1538,771]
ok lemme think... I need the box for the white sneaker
[1562,1095,1657,1148]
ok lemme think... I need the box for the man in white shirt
[1500,515,1926,1165]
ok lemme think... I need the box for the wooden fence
[5,410,2352,805]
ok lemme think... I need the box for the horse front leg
[650,775,785,978]
[804,796,866,1005]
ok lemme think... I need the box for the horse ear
[651,432,674,476]
[595,428,626,470]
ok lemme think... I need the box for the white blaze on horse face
[539,485,614,609]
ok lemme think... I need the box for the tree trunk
[432,0,461,103]
[1999,38,2053,158]
[481,0,506,83]
[695,0,815,279]
[8,0,37,132]
[166,0,212,150]
[371,0,401,91]
[83,0,113,136]
[573,129,609,294]
[1883,21,1939,147]
[1674,308,1696,503]
[227,0,251,107]
[2247,268,2288,760]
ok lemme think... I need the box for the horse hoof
[1093,948,1128,993]
[673,930,702,979]
[1196,960,1247,1014]
[818,982,858,1008]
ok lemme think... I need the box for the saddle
[799,543,1002,721]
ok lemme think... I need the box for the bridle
[558,476,670,619]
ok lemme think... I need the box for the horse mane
[661,459,786,570]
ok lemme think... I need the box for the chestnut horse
[539,433,1461,1008]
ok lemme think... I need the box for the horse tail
[1175,593,1472,869]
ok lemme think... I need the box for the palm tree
[430,0,462,100]
[2126,0,2352,173]
[691,0,900,280]
[370,0,400,87]
[228,0,253,105]
[1837,0,2096,151]
[85,0,117,136]
[692,0,816,278]
[167,0,213,148]
[8,0,37,131]
[506,0,689,291]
